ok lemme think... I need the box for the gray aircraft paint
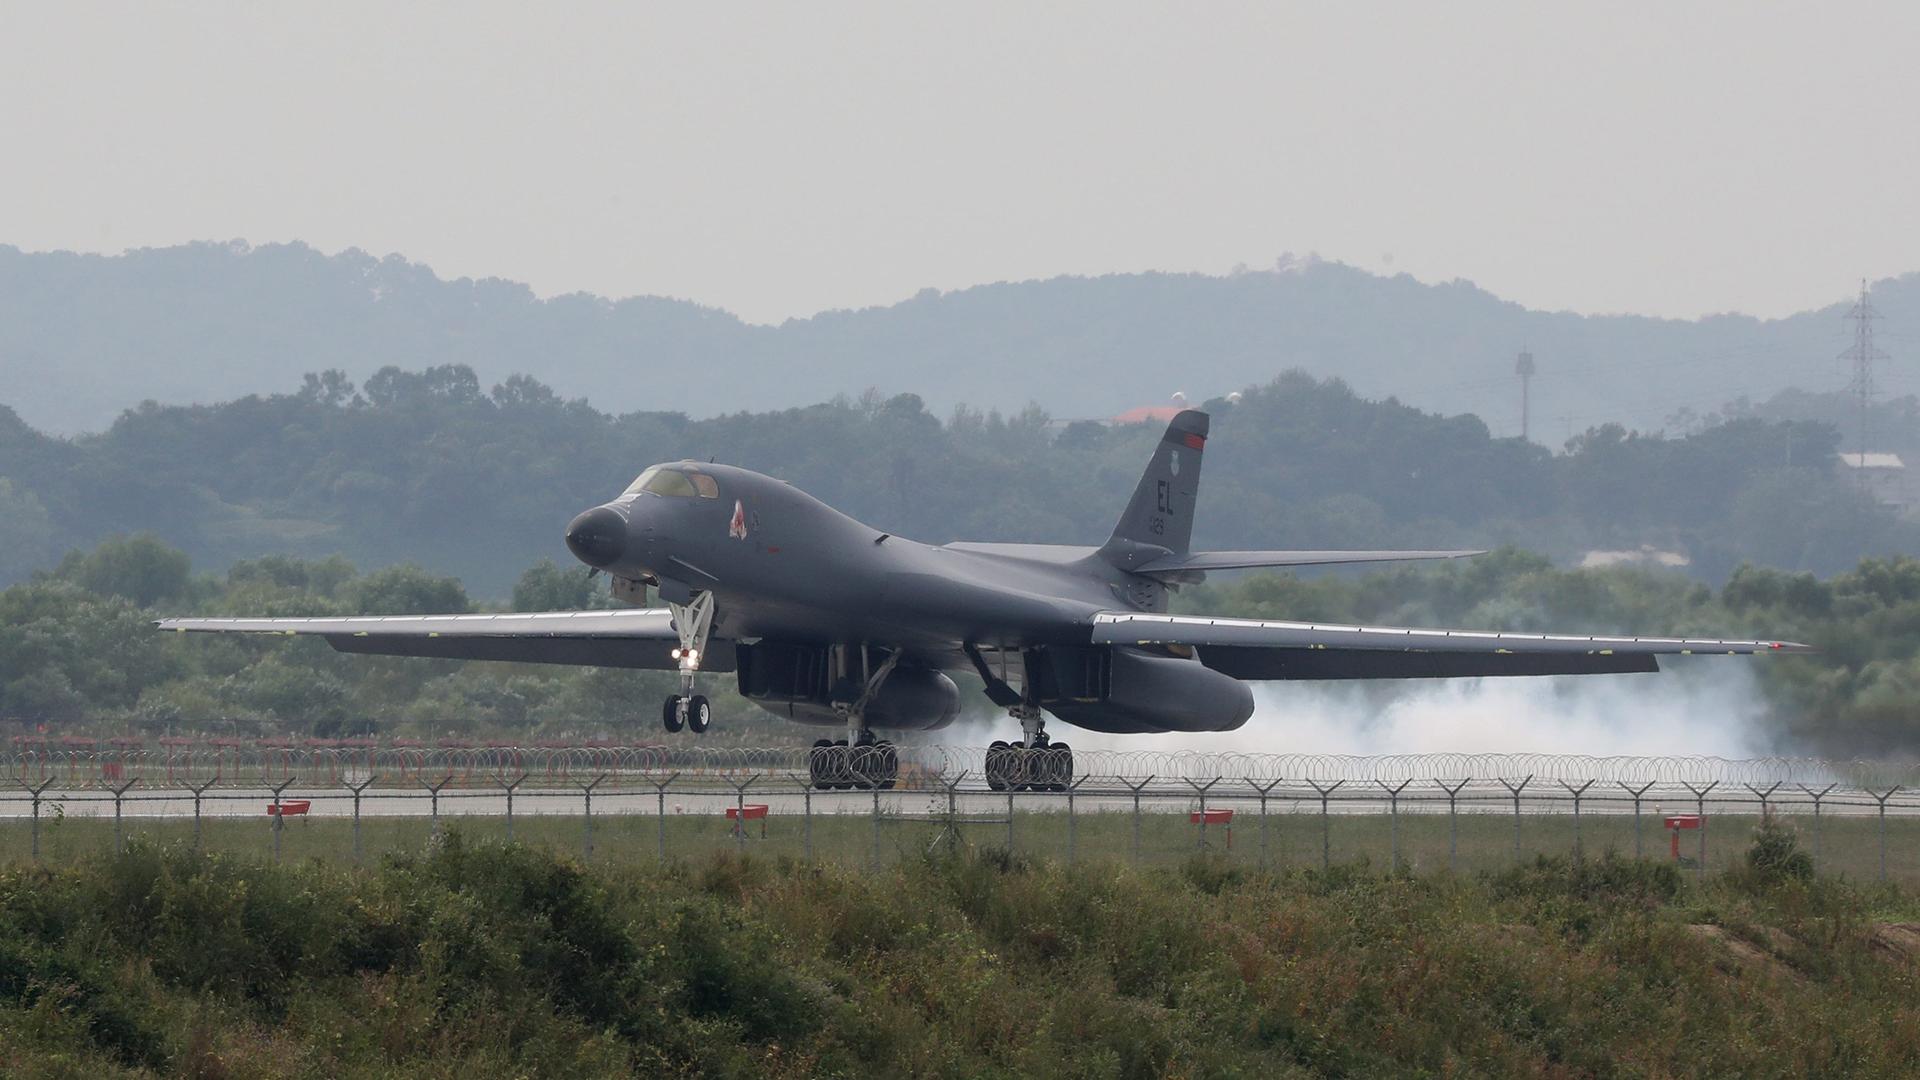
[159,410,1811,737]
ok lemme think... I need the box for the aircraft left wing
[154,609,729,671]
[1090,611,1812,680]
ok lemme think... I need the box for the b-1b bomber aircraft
[159,410,1809,790]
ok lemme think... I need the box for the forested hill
[1,367,1912,596]
[3,241,1916,438]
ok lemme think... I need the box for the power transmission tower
[1515,348,1536,441]
[1839,279,1888,479]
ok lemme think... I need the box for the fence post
[348,777,375,864]
[938,772,968,858]
[1308,779,1344,870]
[27,781,51,862]
[1186,778,1221,852]
[870,783,882,870]
[582,774,607,860]
[1746,782,1781,826]
[1122,776,1154,864]
[189,780,215,851]
[110,780,138,854]
[1066,775,1088,867]
[504,773,527,843]
[652,772,680,863]
[268,780,294,861]
[1498,776,1532,864]
[424,775,450,835]
[1559,780,1594,861]
[1682,781,1718,876]
[28,781,50,862]
[1872,787,1900,882]
[1799,784,1835,872]
[791,776,815,860]
[1005,790,1015,852]
[1618,781,1654,858]
[1246,779,1282,869]
[1435,778,1469,872]
[1374,779,1411,872]
[729,774,761,853]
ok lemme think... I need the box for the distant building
[1110,405,1185,426]
[1837,452,1915,511]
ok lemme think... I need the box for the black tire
[809,738,834,790]
[986,740,1009,792]
[661,695,685,734]
[878,743,898,790]
[830,740,854,790]
[687,695,712,734]
[849,743,880,790]
[1049,742,1073,792]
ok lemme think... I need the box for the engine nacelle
[1040,645,1254,734]
[735,642,961,731]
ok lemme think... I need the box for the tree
[512,559,603,611]
[53,533,191,607]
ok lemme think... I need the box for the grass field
[7,801,1920,885]
[3,824,1920,1077]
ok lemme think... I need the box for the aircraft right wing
[155,609,730,671]
[1090,611,1812,679]
[1133,549,1485,578]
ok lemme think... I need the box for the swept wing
[1133,549,1484,577]
[1091,611,1812,680]
[154,610,726,671]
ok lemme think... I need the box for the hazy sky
[3,3,1914,324]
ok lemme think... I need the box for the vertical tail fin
[1100,409,1208,567]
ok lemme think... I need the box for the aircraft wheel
[986,740,1010,792]
[849,743,879,790]
[1004,740,1029,792]
[662,695,685,734]
[830,740,855,790]
[809,738,834,789]
[878,743,899,790]
[1048,743,1073,792]
[687,695,712,734]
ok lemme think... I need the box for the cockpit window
[625,466,719,499]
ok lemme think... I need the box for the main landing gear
[661,591,715,735]
[985,705,1073,792]
[963,644,1076,792]
[807,645,902,790]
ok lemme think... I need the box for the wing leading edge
[1091,611,1813,680]
[154,610,727,672]
[1133,549,1485,578]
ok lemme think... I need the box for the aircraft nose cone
[564,507,627,568]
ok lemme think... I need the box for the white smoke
[938,662,1775,759]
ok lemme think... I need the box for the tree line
[1,366,1911,597]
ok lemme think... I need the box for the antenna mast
[1839,279,1887,480]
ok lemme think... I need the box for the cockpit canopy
[625,465,719,499]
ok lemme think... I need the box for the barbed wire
[4,743,1915,795]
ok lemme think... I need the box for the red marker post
[1664,814,1701,863]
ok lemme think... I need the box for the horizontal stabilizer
[1133,549,1486,578]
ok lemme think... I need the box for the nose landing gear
[661,591,716,734]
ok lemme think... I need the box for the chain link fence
[5,741,1916,880]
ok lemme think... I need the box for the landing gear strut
[968,647,1073,792]
[807,645,902,790]
[661,591,715,734]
